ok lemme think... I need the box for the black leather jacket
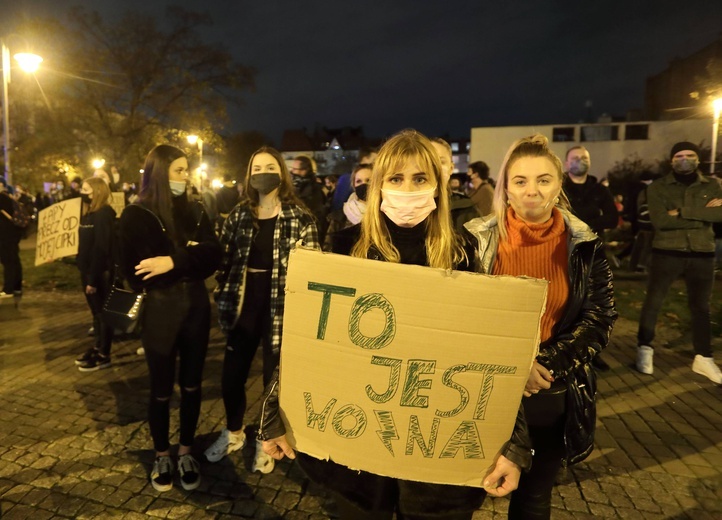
[464,208,617,465]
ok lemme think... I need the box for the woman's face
[382,159,437,193]
[506,156,561,224]
[354,168,372,187]
[168,157,189,182]
[80,182,92,198]
[250,152,281,176]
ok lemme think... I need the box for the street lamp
[2,42,43,186]
[711,97,722,175]
[92,158,105,169]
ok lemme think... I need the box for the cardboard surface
[279,248,548,487]
[34,198,82,266]
[110,192,126,218]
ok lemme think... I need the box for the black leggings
[222,271,274,431]
[507,418,566,520]
[81,271,113,357]
[141,280,210,453]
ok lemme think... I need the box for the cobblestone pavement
[0,284,721,519]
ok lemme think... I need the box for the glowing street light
[92,158,106,169]
[2,42,43,186]
[711,97,722,175]
[14,53,42,73]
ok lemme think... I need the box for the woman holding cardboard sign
[464,135,616,519]
[259,129,533,520]
[209,147,319,474]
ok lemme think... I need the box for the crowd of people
[1,130,721,520]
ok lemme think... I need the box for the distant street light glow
[186,135,199,145]
[92,158,105,169]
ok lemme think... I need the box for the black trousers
[0,228,22,293]
[222,271,274,431]
[81,271,113,357]
[141,280,210,453]
[507,417,566,520]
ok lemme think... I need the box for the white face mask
[380,188,437,228]
[169,180,186,196]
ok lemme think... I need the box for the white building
[470,119,713,180]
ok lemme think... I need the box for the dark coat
[118,198,221,292]
[563,175,618,235]
[76,204,116,287]
[464,209,617,465]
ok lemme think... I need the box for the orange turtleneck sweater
[492,208,569,343]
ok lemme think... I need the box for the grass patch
[613,274,722,337]
[20,249,79,292]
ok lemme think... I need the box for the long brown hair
[242,147,306,217]
[351,129,464,269]
[139,144,187,237]
[82,177,111,215]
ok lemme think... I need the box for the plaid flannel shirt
[214,202,320,355]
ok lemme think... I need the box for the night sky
[5,1,722,144]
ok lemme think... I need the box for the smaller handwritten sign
[110,192,126,218]
[34,198,82,266]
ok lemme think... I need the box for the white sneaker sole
[205,438,245,463]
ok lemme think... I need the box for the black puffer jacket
[464,209,617,465]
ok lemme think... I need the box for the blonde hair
[492,134,571,241]
[351,129,464,269]
[82,177,112,214]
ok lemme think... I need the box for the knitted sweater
[493,208,569,342]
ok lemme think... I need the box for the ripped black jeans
[141,280,210,453]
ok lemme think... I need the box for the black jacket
[257,218,533,515]
[294,176,328,241]
[563,175,618,235]
[76,205,116,286]
[118,198,221,292]
[464,209,617,465]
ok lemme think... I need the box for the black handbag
[523,378,568,427]
[102,286,146,334]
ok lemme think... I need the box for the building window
[466,142,470,152]
[553,127,576,142]
[580,125,619,142]
[625,124,649,140]
[451,142,459,152]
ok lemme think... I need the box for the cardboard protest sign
[279,248,548,488]
[110,192,126,218]
[35,198,82,266]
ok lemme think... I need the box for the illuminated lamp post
[711,97,722,175]
[2,44,43,186]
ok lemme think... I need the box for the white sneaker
[253,439,275,474]
[204,428,246,463]
[636,345,654,375]
[692,355,722,384]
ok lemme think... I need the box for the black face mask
[80,193,92,205]
[354,184,368,201]
[250,173,281,195]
